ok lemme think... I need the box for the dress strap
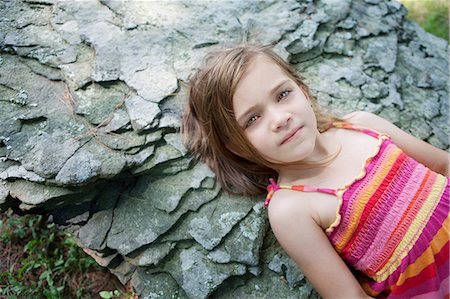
[264,178,336,207]
[330,122,386,139]
[264,121,388,207]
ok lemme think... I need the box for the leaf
[55,259,64,267]
[99,291,114,299]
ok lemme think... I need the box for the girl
[182,44,449,298]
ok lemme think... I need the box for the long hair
[182,44,342,196]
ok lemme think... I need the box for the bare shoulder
[267,189,321,228]
[344,111,450,176]
[267,189,309,218]
[344,110,411,137]
[343,111,391,131]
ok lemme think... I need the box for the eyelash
[277,89,291,101]
[244,115,259,128]
[244,88,292,129]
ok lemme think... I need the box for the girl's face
[233,55,319,164]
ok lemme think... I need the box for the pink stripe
[387,190,450,282]
[388,259,449,298]
[369,206,448,292]
[360,128,381,139]
[315,187,336,195]
[329,140,391,244]
[344,155,415,265]
[368,185,449,291]
[354,162,427,270]
[369,244,449,295]
[369,170,438,274]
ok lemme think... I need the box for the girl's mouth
[280,126,303,145]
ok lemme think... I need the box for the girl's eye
[245,115,259,128]
[278,89,290,101]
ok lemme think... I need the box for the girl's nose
[271,110,292,132]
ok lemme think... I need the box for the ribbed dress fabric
[264,123,449,298]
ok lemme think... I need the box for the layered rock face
[0,0,448,298]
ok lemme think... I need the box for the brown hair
[182,44,342,196]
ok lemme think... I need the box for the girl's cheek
[253,129,267,144]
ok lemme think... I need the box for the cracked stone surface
[0,0,448,298]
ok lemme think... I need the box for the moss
[400,0,449,42]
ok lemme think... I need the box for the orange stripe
[395,216,450,286]
[341,153,407,259]
[291,185,305,191]
[337,146,402,251]
[369,169,432,275]
[374,172,444,279]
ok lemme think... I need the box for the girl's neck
[277,129,341,184]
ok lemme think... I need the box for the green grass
[0,210,129,299]
[400,0,449,42]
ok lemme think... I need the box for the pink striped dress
[265,123,449,298]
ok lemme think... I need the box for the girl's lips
[280,126,303,145]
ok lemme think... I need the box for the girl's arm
[346,111,450,177]
[268,190,372,299]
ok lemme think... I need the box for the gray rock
[268,252,305,288]
[1,0,448,298]
[8,180,76,206]
[318,0,351,23]
[9,130,81,179]
[0,183,8,205]
[140,162,214,213]
[188,192,255,250]
[324,31,355,56]
[55,146,101,185]
[109,260,136,285]
[124,95,160,133]
[350,0,402,36]
[360,33,398,73]
[131,143,184,175]
[208,202,268,266]
[74,82,131,126]
[77,183,123,250]
[165,245,246,299]
[126,242,175,267]
[106,164,218,255]
[361,80,389,100]
[131,269,187,299]
[0,165,45,182]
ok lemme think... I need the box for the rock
[0,0,448,298]
[131,268,187,299]
[77,182,124,250]
[360,33,398,73]
[124,95,161,132]
[7,180,78,207]
[55,146,102,184]
[187,192,255,250]
[165,245,246,299]
[126,242,175,267]
[208,202,268,266]
[268,252,305,288]
[74,82,131,126]
[0,165,45,182]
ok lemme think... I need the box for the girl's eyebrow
[235,79,290,125]
[269,79,290,97]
